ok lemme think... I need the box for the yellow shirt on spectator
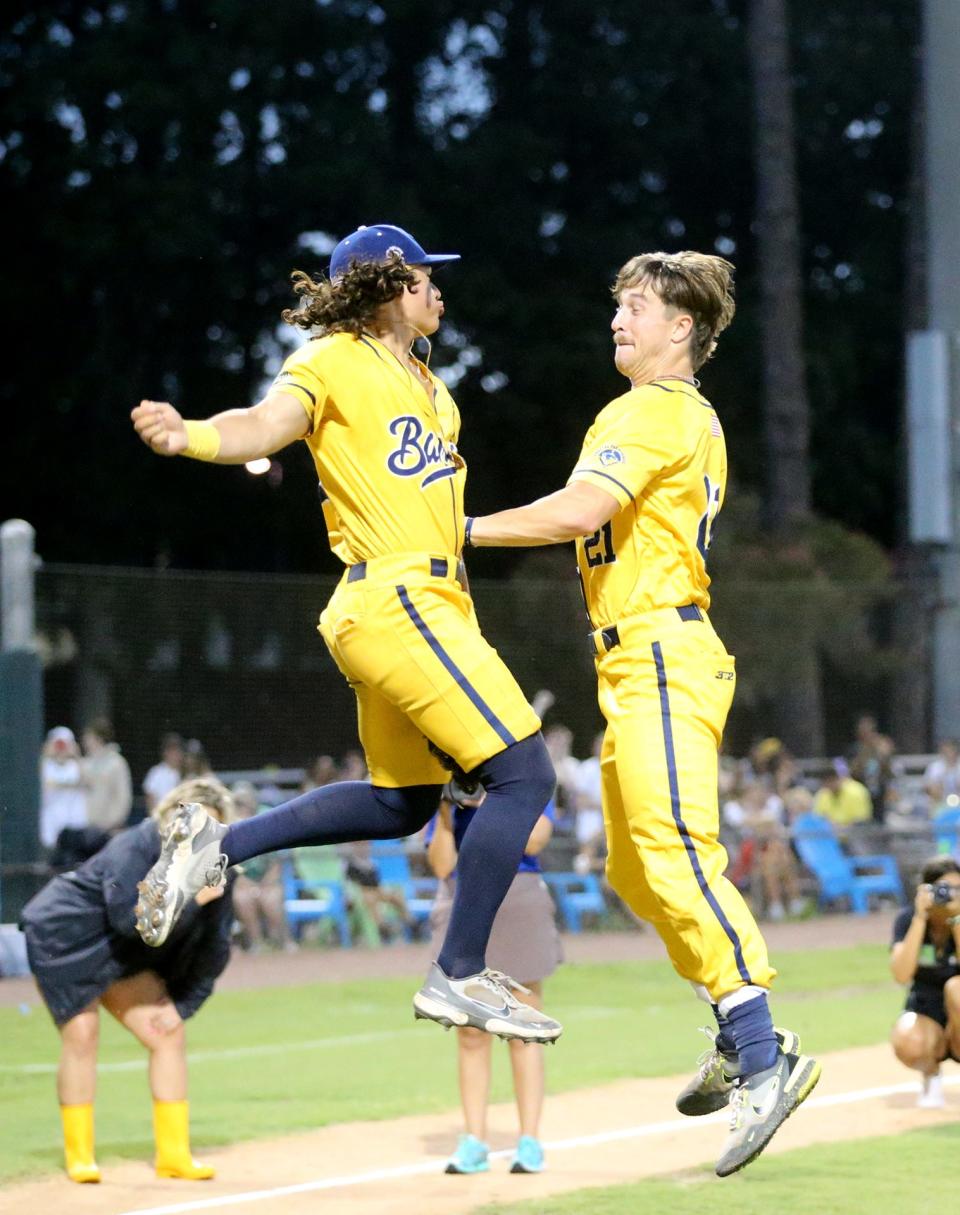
[813,778,872,826]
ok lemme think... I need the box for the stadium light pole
[0,519,43,922]
[907,0,960,742]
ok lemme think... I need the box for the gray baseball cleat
[715,1049,822,1177]
[413,962,563,1043]
[135,802,229,947]
[676,1026,802,1116]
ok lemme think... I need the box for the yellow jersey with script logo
[273,332,465,563]
[568,380,726,627]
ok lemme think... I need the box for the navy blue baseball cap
[329,223,460,279]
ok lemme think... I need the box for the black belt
[347,557,451,583]
[590,604,703,654]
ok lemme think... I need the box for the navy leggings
[222,731,556,978]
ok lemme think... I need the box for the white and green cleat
[135,802,229,947]
[715,1050,822,1177]
[676,1026,802,1117]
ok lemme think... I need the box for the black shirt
[891,906,960,997]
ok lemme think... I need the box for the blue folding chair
[933,805,960,857]
[281,852,352,946]
[370,842,438,938]
[791,812,904,915]
[543,872,606,933]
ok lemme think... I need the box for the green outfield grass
[475,1124,960,1215]
[0,943,902,1183]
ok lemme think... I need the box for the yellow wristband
[182,420,222,461]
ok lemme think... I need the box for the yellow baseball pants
[595,608,775,999]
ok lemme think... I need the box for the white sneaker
[413,962,562,1042]
[918,1073,945,1109]
[767,901,786,921]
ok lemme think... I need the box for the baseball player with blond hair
[465,250,821,1176]
[129,223,560,1045]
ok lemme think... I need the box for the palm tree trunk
[749,0,823,754]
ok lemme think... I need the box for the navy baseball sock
[711,1005,737,1057]
[221,782,442,864]
[725,994,778,1078]
[437,732,556,980]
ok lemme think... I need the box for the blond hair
[613,251,736,371]
[152,777,236,833]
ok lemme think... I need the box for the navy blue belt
[590,604,703,654]
[347,557,452,583]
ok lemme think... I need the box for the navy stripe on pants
[651,639,752,985]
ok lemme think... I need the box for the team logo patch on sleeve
[597,446,625,466]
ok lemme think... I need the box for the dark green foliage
[1,1,917,570]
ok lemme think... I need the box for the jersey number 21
[584,521,616,567]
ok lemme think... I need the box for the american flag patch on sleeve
[710,413,722,437]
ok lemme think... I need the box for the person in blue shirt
[425,779,562,1176]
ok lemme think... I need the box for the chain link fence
[36,564,928,790]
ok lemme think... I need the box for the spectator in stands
[143,733,184,812]
[342,840,414,941]
[890,857,960,1108]
[229,782,292,952]
[301,754,339,792]
[40,727,88,850]
[339,748,368,782]
[426,780,561,1176]
[723,782,806,920]
[544,723,581,831]
[19,778,236,1183]
[81,719,133,834]
[849,713,897,822]
[813,759,872,831]
[923,739,960,810]
[181,739,213,779]
[573,732,605,874]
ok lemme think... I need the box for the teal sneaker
[444,1134,490,1175]
[510,1135,544,1174]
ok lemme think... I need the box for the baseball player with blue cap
[130,222,561,1045]
[328,223,460,279]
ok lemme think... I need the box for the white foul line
[3,1008,618,1076]
[115,1073,960,1215]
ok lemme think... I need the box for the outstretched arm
[131,389,311,464]
[468,481,619,547]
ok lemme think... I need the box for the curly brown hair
[281,252,416,337]
[612,251,736,371]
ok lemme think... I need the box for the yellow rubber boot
[60,1102,101,1183]
[153,1099,215,1180]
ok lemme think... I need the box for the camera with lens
[931,881,958,906]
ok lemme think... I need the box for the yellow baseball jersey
[568,380,726,627]
[273,332,466,562]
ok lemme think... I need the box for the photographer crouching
[890,857,960,1107]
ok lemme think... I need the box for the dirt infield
[4,913,946,1213]
[3,1043,957,1215]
